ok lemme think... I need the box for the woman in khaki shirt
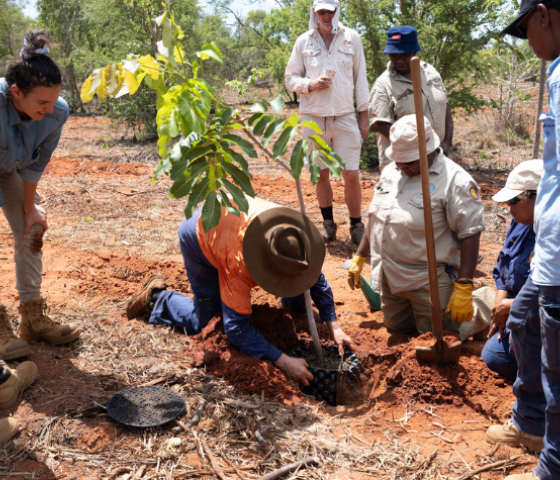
[369,26,454,170]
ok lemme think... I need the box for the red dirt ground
[0,115,539,479]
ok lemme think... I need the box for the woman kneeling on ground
[347,114,491,340]
[481,160,543,381]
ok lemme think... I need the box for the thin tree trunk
[533,59,547,159]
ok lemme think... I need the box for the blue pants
[148,210,314,335]
[509,277,546,439]
[481,328,517,380]
[536,284,560,480]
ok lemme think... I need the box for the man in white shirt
[285,0,369,245]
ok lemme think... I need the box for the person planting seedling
[126,196,355,387]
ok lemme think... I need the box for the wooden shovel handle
[410,57,443,346]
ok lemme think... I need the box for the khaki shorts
[301,113,362,171]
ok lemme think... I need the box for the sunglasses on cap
[316,9,336,15]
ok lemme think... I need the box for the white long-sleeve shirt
[285,24,369,117]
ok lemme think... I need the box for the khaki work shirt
[367,151,484,294]
[285,24,369,117]
[369,62,448,168]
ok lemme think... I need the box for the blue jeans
[536,284,560,480]
[481,328,517,381]
[509,277,546,438]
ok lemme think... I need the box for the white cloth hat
[309,0,340,35]
[492,159,544,202]
[385,114,441,163]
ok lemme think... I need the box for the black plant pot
[289,345,362,406]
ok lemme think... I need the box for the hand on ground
[275,354,313,387]
[24,205,48,239]
[327,321,356,356]
[309,76,332,92]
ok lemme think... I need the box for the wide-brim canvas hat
[383,26,422,54]
[386,114,440,163]
[243,207,326,298]
[501,0,560,38]
[313,0,338,11]
[492,159,544,202]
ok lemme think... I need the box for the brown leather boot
[0,417,19,443]
[0,306,30,360]
[0,361,37,409]
[18,298,80,345]
[126,274,166,320]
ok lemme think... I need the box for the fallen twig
[199,434,229,480]
[256,457,320,480]
[181,383,215,429]
[457,455,525,480]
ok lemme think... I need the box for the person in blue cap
[368,26,453,170]
[494,2,560,480]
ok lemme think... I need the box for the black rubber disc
[107,386,186,427]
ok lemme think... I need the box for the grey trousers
[0,170,43,303]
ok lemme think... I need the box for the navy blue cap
[501,0,560,39]
[383,26,422,55]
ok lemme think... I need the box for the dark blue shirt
[493,220,536,298]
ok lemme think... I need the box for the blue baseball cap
[383,26,422,55]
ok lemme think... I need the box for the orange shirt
[196,197,278,314]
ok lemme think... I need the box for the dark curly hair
[5,29,62,95]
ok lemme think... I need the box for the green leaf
[253,115,274,136]
[270,94,285,115]
[248,112,264,126]
[197,44,223,64]
[184,178,210,216]
[290,139,308,180]
[221,107,239,125]
[153,157,171,182]
[309,134,329,150]
[300,120,323,135]
[219,190,241,217]
[310,162,321,185]
[272,126,294,159]
[262,119,286,147]
[221,178,249,213]
[157,135,170,159]
[223,134,258,159]
[201,191,222,232]
[221,144,251,177]
[221,162,255,197]
[178,92,204,134]
[285,112,299,127]
[171,147,212,181]
[249,101,268,113]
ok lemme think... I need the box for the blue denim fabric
[536,285,560,480]
[481,329,517,380]
[0,78,69,206]
[509,277,546,438]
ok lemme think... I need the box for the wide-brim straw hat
[386,114,440,163]
[492,159,544,202]
[243,207,326,298]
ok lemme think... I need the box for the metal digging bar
[410,57,461,365]
[247,129,325,366]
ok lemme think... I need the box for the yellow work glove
[347,255,366,290]
[445,281,474,323]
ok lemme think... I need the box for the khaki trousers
[0,170,44,303]
[381,271,492,341]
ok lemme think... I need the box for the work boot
[321,220,337,244]
[504,473,540,480]
[0,361,38,409]
[126,274,166,320]
[486,419,544,453]
[350,221,365,246]
[18,298,80,345]
[0,417,19,443]
[0,306,30,360]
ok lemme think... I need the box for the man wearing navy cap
[369,26,453,170]
[285,0,369,246]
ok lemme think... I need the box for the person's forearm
[458,233,480,280]
[443,104,454,146]
[355,222,371,257]
[374,121,392,139]
[22,180,38,213]
[494,289,509,306]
